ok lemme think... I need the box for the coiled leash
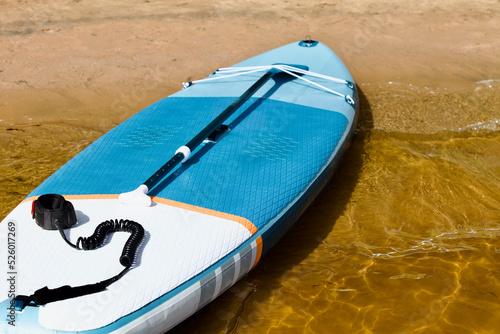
[14,194,144,311]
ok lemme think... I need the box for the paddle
[119,64,309,206]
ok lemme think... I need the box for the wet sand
[1,0,500,333]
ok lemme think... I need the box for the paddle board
[0,39,358,333]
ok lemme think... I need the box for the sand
[1,0,499,130]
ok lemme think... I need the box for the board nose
[298,39,319,47]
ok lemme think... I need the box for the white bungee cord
[183,64,355,106]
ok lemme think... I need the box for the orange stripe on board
[23,196,37,204]
[23,194,119,204]
[252,236,263,269]
[22,194,257,236]
[152,196,258,235]
[64,194,119,200]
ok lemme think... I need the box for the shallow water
[1,82,499,333]
[170,82,500,333]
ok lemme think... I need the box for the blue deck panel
[29,96,348,230]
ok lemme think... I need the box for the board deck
[1,40,358,333]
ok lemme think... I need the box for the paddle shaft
[143,69,275,191]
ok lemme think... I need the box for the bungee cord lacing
[183,64,356,106]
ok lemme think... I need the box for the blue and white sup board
[1,40,358,333]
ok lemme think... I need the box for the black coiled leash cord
[13,195,145,311]
[56,218,144,267]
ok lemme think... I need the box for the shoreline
[2,80,498,134]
